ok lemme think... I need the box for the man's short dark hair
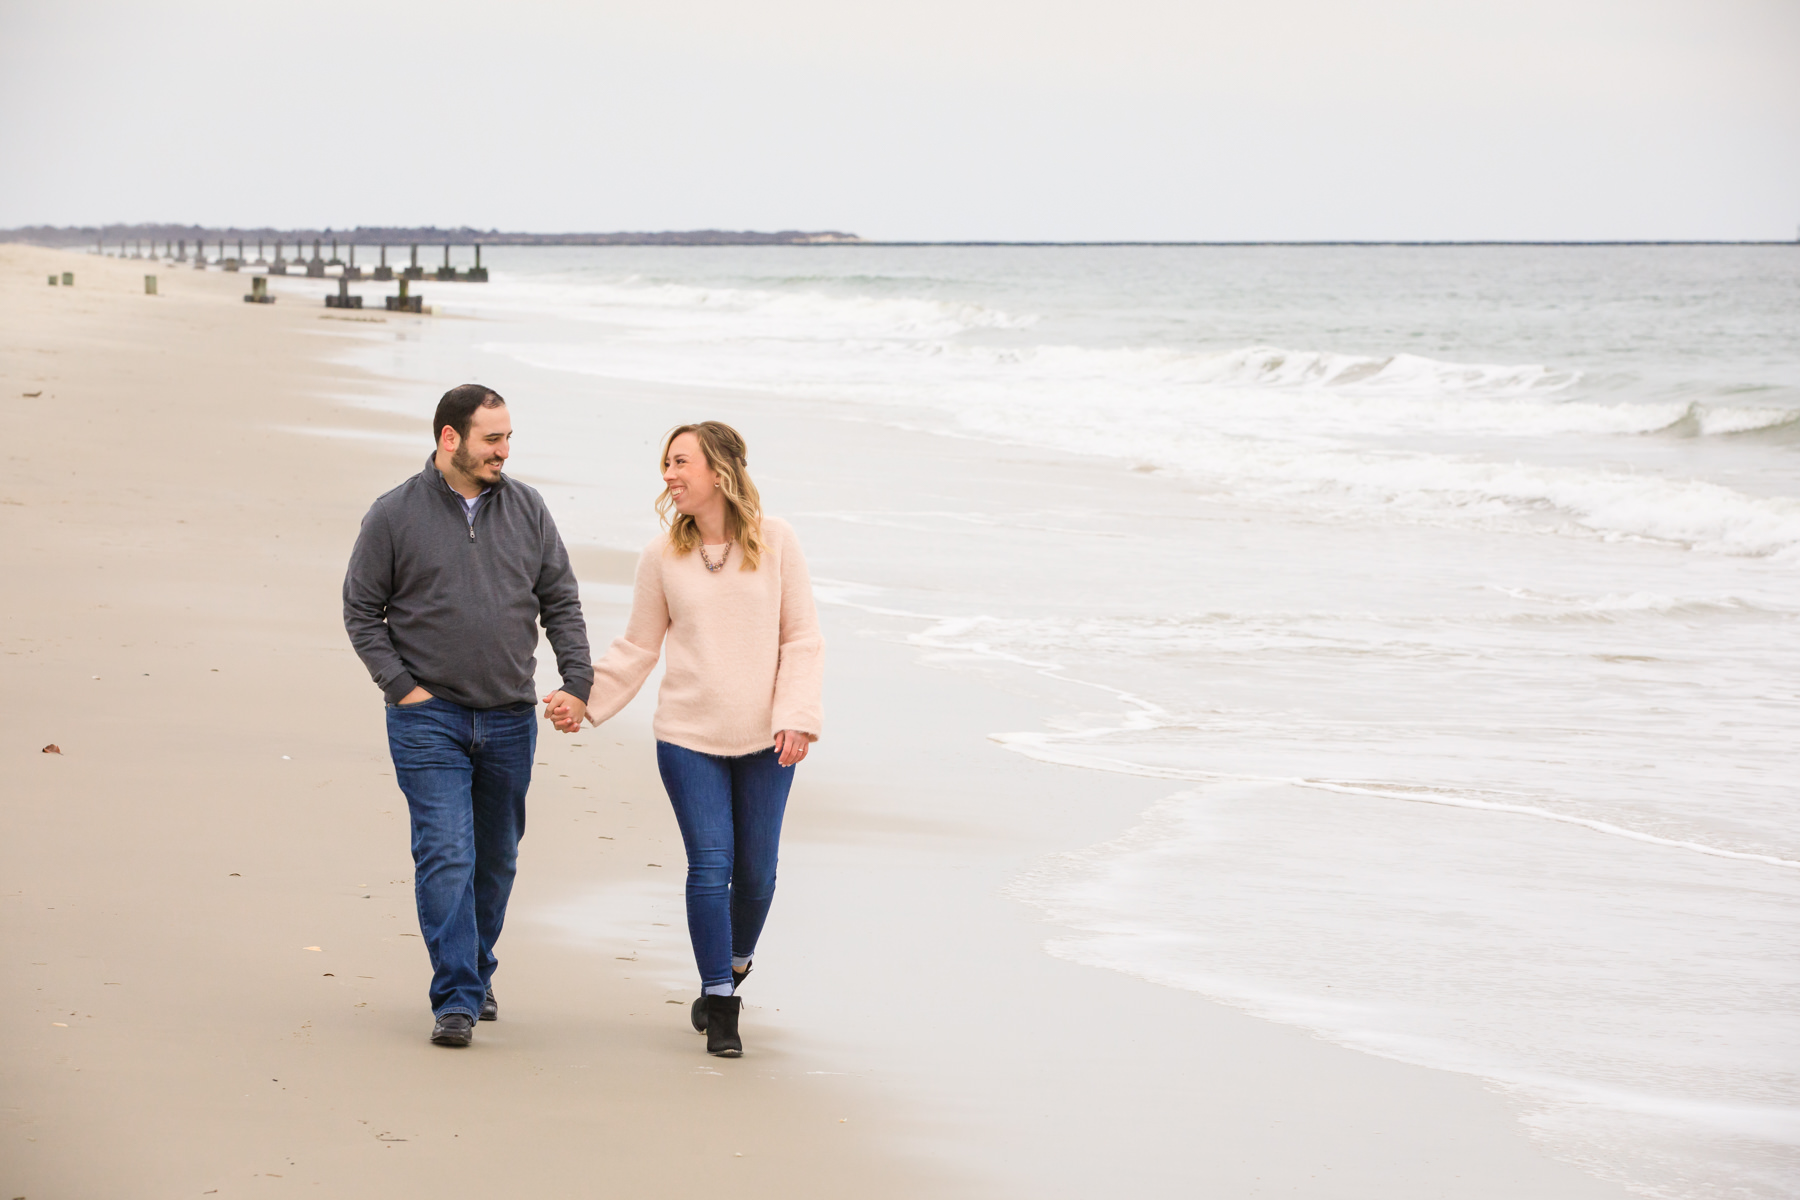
[432,384,506,444]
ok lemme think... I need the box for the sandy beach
[2,242,1640,1198]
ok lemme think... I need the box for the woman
[579,421,823,1057]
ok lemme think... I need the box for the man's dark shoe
[431,1012,475,1047]
[702,994,743,1057]
[731,961,752,991]
[691,995,707,1033]
[480,987,497,1021]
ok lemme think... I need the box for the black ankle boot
[701,994,743,1057]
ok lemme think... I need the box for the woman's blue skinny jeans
[655,741,795,991]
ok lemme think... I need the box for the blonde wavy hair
[655,421,765,570]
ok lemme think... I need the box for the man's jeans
[655,742,795,991]
[386,697,536,1019]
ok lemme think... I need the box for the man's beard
[452,442,501,481]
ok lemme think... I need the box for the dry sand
[0,246,939,1198]
[2,242,1630,1198]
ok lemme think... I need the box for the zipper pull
[468,524,476,542]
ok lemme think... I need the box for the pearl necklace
[700,542,731,573]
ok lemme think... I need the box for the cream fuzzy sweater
[586,517,824,755]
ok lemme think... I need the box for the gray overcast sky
[2,0,1795,240]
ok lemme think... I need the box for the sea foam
[477,268,1800,560]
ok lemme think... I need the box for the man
[343,384,591,1047]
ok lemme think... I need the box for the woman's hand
[774,729,811,767]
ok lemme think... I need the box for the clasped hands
[541,690,588,733]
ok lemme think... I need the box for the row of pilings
[95,236,487,282]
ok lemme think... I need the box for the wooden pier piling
[373,245,394,281]
[244,275,275,305]
[325,276,363,309]
[145,275,157,295]
[384,277,423,313]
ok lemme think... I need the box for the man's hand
[398,686,434,706]
[774,729,811,768]
[542,690,588,733]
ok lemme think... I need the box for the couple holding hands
[343,384,822,1057]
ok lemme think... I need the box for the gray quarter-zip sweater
[343,456,593,709]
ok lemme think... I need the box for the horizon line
[824,239,1799,247]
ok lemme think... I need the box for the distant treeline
[3,225,864,247]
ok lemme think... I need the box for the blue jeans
[656,742,795,990]
[385,697,537,1019]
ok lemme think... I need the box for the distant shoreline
[4,225,1794,249]
[2,226,864,248]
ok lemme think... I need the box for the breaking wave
[1651,402,1800,442]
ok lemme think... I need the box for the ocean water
[309,245,1799,1197]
